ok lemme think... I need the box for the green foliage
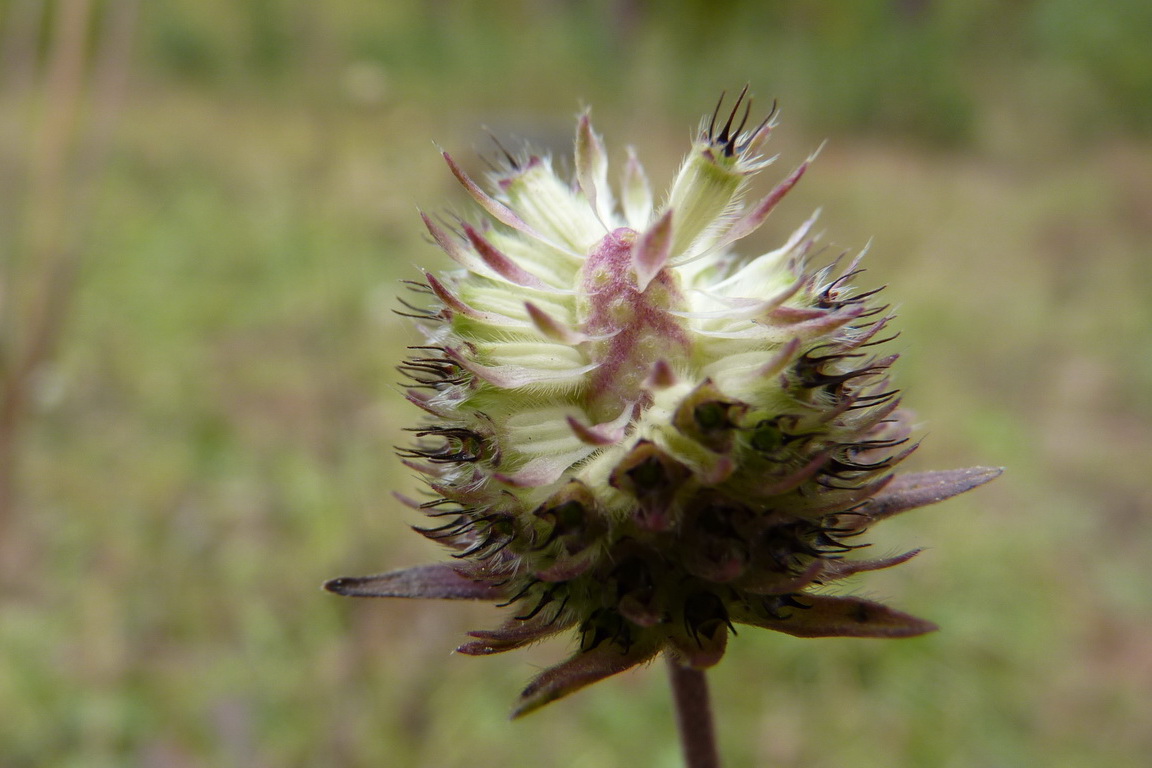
[133,0,1152,141]
[1029,0,1152,133]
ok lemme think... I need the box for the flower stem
[666,654,722,768]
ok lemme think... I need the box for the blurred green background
[2,1,1151,766]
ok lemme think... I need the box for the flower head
[327,90,1000,717]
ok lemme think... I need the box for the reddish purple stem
[667,655,722,768]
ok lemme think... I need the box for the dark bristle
[515,585,558,621]
[716,85,749,149]
[738,98,777,154]
[707,90,727,140]
[496,580,539,608]
[487,131,521,171]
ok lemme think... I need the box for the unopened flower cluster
[327,94,1000,717]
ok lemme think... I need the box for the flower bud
[327,92,1002,717]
